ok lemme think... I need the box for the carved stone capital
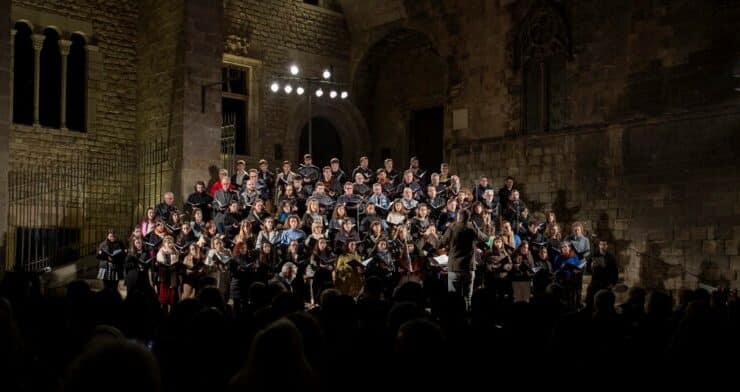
[59,39,73,56]
[31,33,45,51]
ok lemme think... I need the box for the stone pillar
[31,33,44,127]
[1,0,11,271]
[178,0,223,199]
[59,39,72,130]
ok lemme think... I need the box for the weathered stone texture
[11,0,139,159]
[137,0,183,202]
[6,0,139,261]
[224,0,352,164]
[0,0,11,264]
[345,0,740,289]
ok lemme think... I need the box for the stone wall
[179,0,223,200]
[1,0,11,267]
[449,112,740,291]
[5,0,139,269]
[10,0,139,158]
[136,0,183,205]
[344,0,740,289]
[223,0,356,166]
[353,28,447,166]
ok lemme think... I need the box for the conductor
[440,209,487,308]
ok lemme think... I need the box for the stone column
[31,33,44,127]
[1,0,12,271]
[9,28,15,122]
[59,39,72,130]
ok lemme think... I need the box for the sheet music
[433,255,449,265]
[361,257,372,267]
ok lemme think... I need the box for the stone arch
[350,25,442,81]
[515,0,572,68]
[515,0,572,133]
[42,24,63,37]
[350,27,447,168]
[13,19,34,32]
[69,31,89,44]
[285,100,370,167]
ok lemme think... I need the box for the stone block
[702,240,721,256]
[690,227,707,241]
[725,240,739,256]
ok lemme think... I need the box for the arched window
[39,27,61,128]
[13,21,34,125]
[517,1,570,133]
[66,33,86,132]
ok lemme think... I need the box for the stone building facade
[1,0,739,290]
[342,0,740,290]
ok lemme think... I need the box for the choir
[97,154,614,312]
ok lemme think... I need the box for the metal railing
[6,146,137,271]
[221,113,236,172]
[5,127,233,272]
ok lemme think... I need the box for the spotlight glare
[284,84,293,94]
[315,88,323,97]
[270,82,279,92]
[322,69,331,80]
[340,91,348,99]
[290,64,299,75]
[329,90,337,99]
[296,86,305,95]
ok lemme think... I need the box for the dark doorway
[409,106,444,171]
[299,117,342,168]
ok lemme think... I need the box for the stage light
[329,90,337,99]
[284,84,293,94]
[270,82,279,92]
[296,86,305,95]
[290,64,299,75]
[340,91,348,99]
[322,69,331,80]
[315,88,323,97]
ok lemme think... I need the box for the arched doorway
[299,117,342,168]
[352,28,447,171]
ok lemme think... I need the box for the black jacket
[439,222,487,272]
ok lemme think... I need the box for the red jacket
[209,181,237,197]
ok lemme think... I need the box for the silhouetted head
[594,289,616,314]
[62,337,161,392]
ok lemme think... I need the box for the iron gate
[221,114,236,173]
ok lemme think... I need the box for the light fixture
[296,86,305,95]
[290,64,299,75]
[329,90,337,99]
[284,84,293,94]
[322,69,331,80]
[270,82,279,92]
[315,88,323,97]
[340,91,348,99]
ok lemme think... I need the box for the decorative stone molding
[225,35,250,58]
[59,38,72,55]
